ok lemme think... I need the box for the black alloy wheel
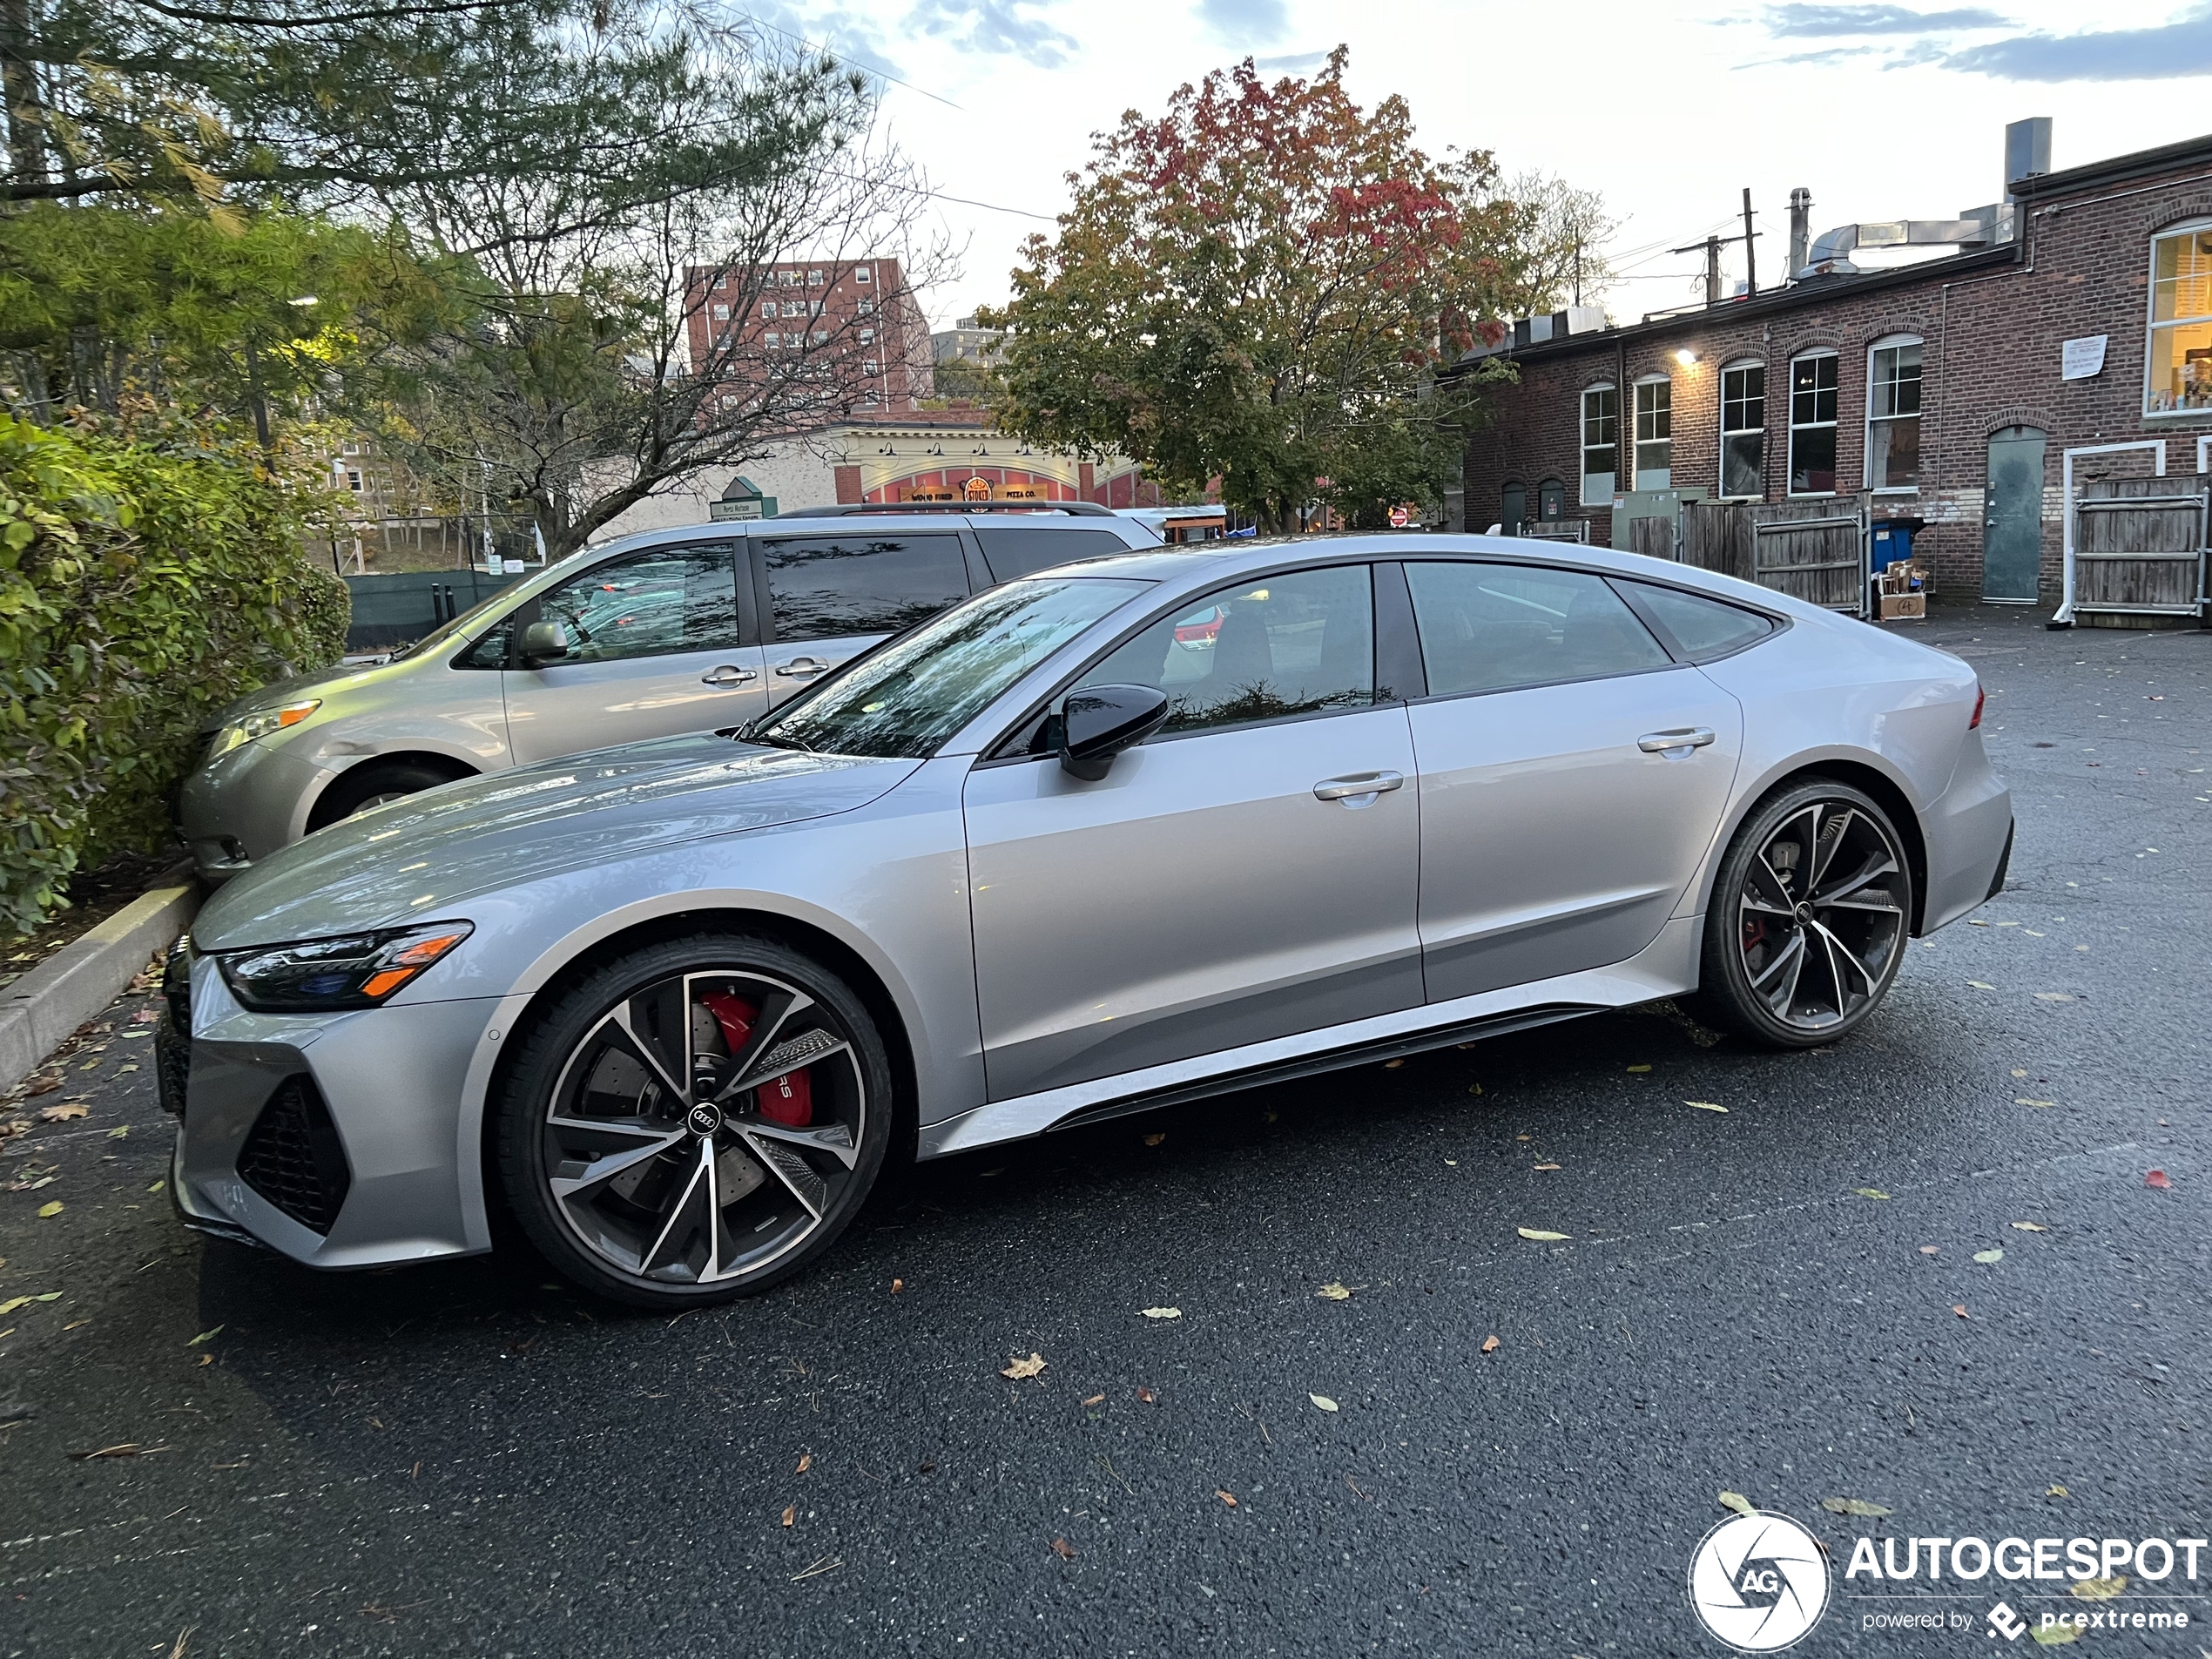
[496,934,892,1305]
[1694,780,1912,1049]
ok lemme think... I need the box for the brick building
[683,255,933,412]
[1458,125,2212,611]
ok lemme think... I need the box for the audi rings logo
[1688,1510,1833,1652]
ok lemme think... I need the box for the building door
[1983,426,2047,603]
[1499,483,1527,536]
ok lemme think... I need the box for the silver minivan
[179,506,1159,879]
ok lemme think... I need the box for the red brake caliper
[699,992,813,1128]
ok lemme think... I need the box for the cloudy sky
[758,0,2212,327]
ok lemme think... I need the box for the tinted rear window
[760,534,970,641]
[974,525,1132,582]
[1625,583,1776,662]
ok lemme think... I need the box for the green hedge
[0,416,348,933]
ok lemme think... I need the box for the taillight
[1968,684,1985,730]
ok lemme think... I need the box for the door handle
[1638,727,1717,753]
[775,657,830,679]
[701,664,759,687]
[1312,770,1405,802]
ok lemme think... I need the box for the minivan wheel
[1690,780,1913,1049]
[496,934,892,1307]
[307,759,470,831]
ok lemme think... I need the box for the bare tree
[1493,168,1621,317]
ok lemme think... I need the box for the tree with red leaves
[981,47,1527,533]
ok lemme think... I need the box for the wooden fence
[2073,476,2209,622]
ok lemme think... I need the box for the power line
[741,11,967,113]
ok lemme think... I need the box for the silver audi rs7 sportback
[163,536,2013,1305]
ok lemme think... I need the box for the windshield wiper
[734,724,813,752]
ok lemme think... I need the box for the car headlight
[207,698,321,760]
[216,921,473,1012]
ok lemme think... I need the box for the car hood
[192,737,919,949]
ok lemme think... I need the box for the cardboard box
[1878,591,1927,620]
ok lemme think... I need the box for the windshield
[387,585,522,662]
[752,577,1150,759]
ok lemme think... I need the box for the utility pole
[1673,207,1763,308]
[1572,237,1582,307]
[1742,188,1758,296]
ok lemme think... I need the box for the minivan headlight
[217,921,472,1012]
[207,698,321,760]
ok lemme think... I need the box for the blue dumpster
[1871,521,1916,572]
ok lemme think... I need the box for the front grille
[156,935,192,1119]
[236,1077,354,1235]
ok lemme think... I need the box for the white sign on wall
[2061,335,2108,381]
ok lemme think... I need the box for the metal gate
[2072,476,2209,622]
[1748,498,1869,614]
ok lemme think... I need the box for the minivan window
[762,534,969,641]
[974,525,1131,581]
[752,577,1149,759]
[535,543,741,664]
[1406,562,1670,696]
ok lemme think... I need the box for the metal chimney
[1788,188,1811,276]
[2006,118,2052,200]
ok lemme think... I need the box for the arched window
[1633,374,1672,490]
[1788,351,1839,495]
[1718,361,1765,499]
[1866,334,1923,490]
[1580,384,1618,506]
[2148,219,2212,415]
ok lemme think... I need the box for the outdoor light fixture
[1676,348,1699,367]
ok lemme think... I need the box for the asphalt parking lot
[0,603,2205,1658]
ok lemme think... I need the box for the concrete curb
[1,883,199,1094]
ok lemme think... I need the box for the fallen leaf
[2012,1222,2047,1232]
[2145,1169,2171,1190]
[2012,1069,2028,1077]
[1973,1249,2004,1264]
[185,1325,223,1346]
[1142,1132,1164,1146]
[890,1278,904,1293]
[1140,1306,1181,1320]
[2032,992,2075,1003]
[1480,1335,1500,1354]
[1216,1489,1238,1507]
[107,1125,128,1139]
[1309,1393,1339,1413]
[1467,1083,1483,1095]
[196,1354,212,1367]
[37,1201,62,1218]
[780,1504,795,1528]
[796,1453,812,1474]
[1854,1188,1891,1200]
[1382,1058,1405,1069]
[1969,918,1989,927]
[1685,1101,1727,1113]
[2070,1576,2127,1602]
[145,1179,164,1194]
[0,1296,32,1316]
[1952,1304,1970,1318]
[71,1443,145,1460]
[1919,1245,1939,1255]
[1000,1352,1047,1380]
[36,1103,86,1123]
[1316,1282,1352,1301]
[2015,1097,2055,1108]
[2046,1484,2068,1497]
[22,1075,59,1096]
[1821,1496,1893,1516]
[1717,1490,1757,1517]
[1517,1227,1569,1241]
[1967,981,1996,990]
[2029,1623,2080,1645]
[1081,1393,1105,1407]
[1534,1162,1561,1171]
[1626,1063,1652,1073]
[1442,1158,1457,1166]
[1049,1536,1076,1561]
[1135,1386,1157,1405]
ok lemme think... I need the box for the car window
[1622,582,1775,662]
[1405,562,1670,696]
[761,534,970,641]
[533,543,740,664]
[1073,564,1374,737]
[974,525,1132,582]
[753,577,1150,759]
[453,619,513,670]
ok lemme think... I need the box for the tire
[307,759,470,832]
[495,934,894,1307]
[1689,779,1914,1049]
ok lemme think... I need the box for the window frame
[1632,375,1673,491]
[502,536,752,669]
[2145,219,2212,418]
[1865,334,1924,493]
[1400,556,1680,705]
[1787,350,1841,497]
[752,529,975,646]
[1580,383,1619,508]
[1717,359,1765,500]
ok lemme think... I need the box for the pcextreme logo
[1688,1510,1833,1652]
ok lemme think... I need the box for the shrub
[0,416,348,933]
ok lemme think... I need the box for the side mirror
[519,618,571,667]
[1059,684,1170,781]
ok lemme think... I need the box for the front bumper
[179,741,334,882]
[162,953,500,1268]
